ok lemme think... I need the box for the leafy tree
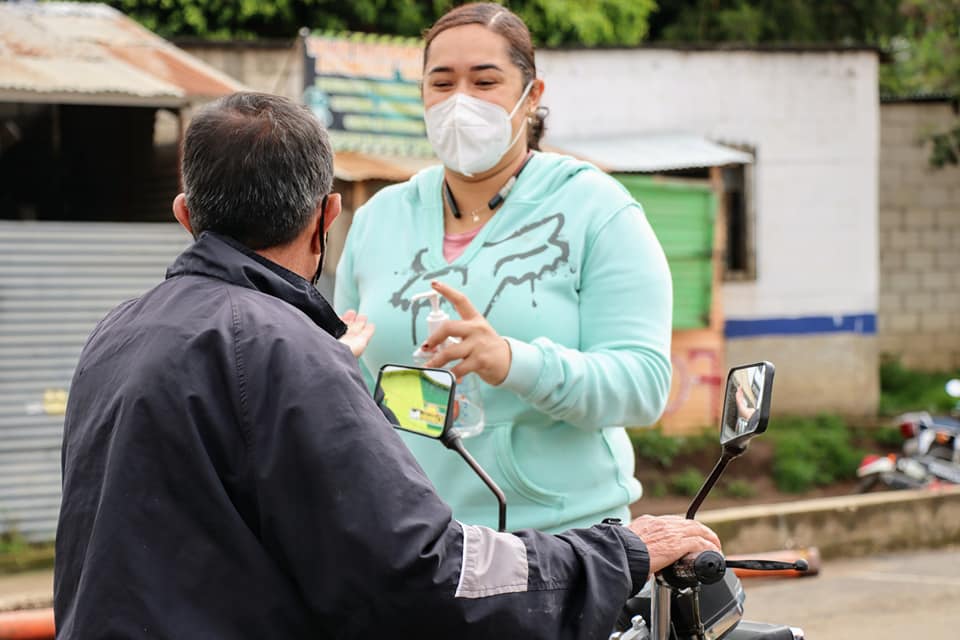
[81,0,654,46]
[647,0,902,46]
[512,0,655,47]
[882,0,960,167]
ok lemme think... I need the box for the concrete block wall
[177,40,304,100]
[878,102,960,371]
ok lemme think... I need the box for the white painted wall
[537,49,879,321]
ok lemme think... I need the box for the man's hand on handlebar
[627,515,722,578]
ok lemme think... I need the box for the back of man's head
[181,92,333,250]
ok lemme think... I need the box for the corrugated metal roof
[334,150,438,182]
[547,132,754,173]
[0,1,245,106]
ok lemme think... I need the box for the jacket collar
[166,231,346,339]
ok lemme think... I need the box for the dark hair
[181,92,334,250]
[423,2,548,150]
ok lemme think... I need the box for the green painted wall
[616,175,716,330]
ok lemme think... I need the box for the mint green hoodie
[335,151,672,533]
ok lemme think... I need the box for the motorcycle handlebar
[660,550,727,589]
[658,551,811,589]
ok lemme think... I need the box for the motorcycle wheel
[855,475,882,493]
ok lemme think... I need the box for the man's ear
[173,194,194,236]
[322,193,342,232]
[308,193,342,255]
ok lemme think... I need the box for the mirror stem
[686,450,740,519]
[444,434,507,532]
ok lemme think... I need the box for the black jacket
[54,232,649,639]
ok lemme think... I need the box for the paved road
[741,547,960,639]
[4,548,960,639]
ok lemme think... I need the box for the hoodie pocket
[493,425,565,508]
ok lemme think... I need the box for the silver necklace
[443,151,535,223]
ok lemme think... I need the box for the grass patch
[722,478,757,499]
[767,414,865,493]
[0,529,55,575]
[669,468,705,497]
[879,358,960,416]
[630,426,716,468]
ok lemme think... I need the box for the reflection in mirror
[720,362,774,446]
[376,365,456,440]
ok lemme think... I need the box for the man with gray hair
[54,92,720,639]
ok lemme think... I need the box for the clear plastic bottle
[411,291,485,438]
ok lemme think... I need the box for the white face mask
[424,81,534,177]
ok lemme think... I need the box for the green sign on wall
[616,175,716,330]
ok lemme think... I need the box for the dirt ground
[629,437,867,518]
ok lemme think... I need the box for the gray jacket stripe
[455,523,529,599]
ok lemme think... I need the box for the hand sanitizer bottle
[411,291,485,438]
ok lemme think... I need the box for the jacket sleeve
[237,320,649,639]
[500,203,673,429]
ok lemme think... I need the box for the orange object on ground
[727,547,821,579]
[0,608,55,640]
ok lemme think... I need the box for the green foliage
[879,358,960,415]
[648,0,902,46]
[722,478,757,499]
[512,0,655,47]
[676,428,717,456]
[879,0,960,98]
[869,425,910,448]
[768,415,865,493]
[770,455,820,493]
[73,0,654,46]
[629,426,682,467]
[0,523,57,574]
[0,528,28,555]
[669,467,705,497]
[928,124,960,168]
[630,426,716,468]
[646,479,669,498]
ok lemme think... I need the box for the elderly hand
[421,281,512,386]
[627,515,722,578]
[339,310,375,358]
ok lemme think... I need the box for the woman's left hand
[421,281,512,386]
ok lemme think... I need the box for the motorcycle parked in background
[857,378,960,492]
[376,361,807,640]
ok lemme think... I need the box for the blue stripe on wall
[725,313,877,338]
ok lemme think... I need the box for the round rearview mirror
[374,365,456,440]
[720,362,775,449]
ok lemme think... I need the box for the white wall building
[538,48,881,415]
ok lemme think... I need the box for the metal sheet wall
[0,221,190,541]
[614,175,717,330]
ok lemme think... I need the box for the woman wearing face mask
[335,2,672,533]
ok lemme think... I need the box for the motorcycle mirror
[719,361,775,453]
[374,364,508,531]
[686,361,776,519]
[374,364,456,440]
[946,379,960,399]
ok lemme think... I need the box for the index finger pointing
[431,280,480,320]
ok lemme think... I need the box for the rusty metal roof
[0,2,245,106]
